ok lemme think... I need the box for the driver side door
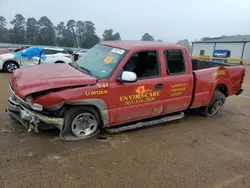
[107,50,166,126]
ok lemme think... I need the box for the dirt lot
[1,68,250,188]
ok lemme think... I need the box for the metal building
[191,35,250,64]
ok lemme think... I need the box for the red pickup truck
[8,41,245,141]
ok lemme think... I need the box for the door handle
[155,84,164,89]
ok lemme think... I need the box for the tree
[141,33,155,41]
[26,17,39,44]
[157,39,163,42]
[80,21,100,48]
[9,14,26,44]
[56,21,67,46]
[66,19,77,47]
[102,29,121,41]
[177,39,191,52]
[76,20,85,47]
[37,16,55,45]
[0,16,8,42]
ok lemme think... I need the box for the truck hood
[11,63,97,98]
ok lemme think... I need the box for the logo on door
[136,86,146,94]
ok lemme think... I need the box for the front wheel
[199,91,226,117]
[3,61,19,73]
[60,107,101,141]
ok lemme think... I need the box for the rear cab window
[164,50,186,75]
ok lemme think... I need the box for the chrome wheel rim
[7,63,18,73]
[211,100,223,115]
[71,113,98,138]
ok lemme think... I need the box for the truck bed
[190,64,244,109]
[191,59,237,71]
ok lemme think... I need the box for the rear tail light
[240,69,245,84]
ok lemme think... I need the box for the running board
[105,112,185,134]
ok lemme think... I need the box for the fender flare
[65,98,109,127]
[209,78,232,103]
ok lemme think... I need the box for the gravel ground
[0,68,250,188]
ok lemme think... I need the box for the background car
[0,47,73,73]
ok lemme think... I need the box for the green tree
[37,16,55,45]
[56,21,67,46]
[80,21,100,49]
[141,33,155,41]
[67,19,77,47]
[26,17,39,44]
[177,39,191,52]
[9,14,26,44]
[76,20,85,47]
[0,16,8,42]
[103,29,121,41]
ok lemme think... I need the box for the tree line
[0,14,160,49]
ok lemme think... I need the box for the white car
[75,49,88,58]
[0,47,73,73]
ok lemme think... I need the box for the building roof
[101,40,185,50]
[193,35,250,43]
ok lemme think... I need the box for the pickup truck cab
[8,41,245,141]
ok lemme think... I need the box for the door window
[123,50,160,79]
[164,50,185,75]
[43,49,60,55]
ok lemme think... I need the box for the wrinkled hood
[11,63,97,98]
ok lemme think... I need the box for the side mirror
[120,71,137,83]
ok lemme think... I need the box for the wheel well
[215,84,228,97]
[60,104,104,126]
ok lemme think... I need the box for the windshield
[76,44,127,78]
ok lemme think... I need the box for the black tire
[55,61,65,63]
[60,106,101,141]
[199,91,226,117]
[3,61,19,73]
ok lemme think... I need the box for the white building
[191,35,250,64]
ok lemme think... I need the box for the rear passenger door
[162,50,193,113]
[42,49,58,64]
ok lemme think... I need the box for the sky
[0,0,249,43]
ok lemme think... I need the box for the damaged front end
[7,84,64,133]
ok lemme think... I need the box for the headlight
[25,95,43,111]
[31,103,43,111]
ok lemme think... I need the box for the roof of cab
[101,40,185,50]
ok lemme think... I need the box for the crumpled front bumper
[8,95,64,131]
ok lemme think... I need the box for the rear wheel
[199,91,226,117]
[3,61,19,73]
[60,106,101,140]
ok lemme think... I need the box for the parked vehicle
[75,49,87,57]
[7,41,245,141]
[0,47,72,73]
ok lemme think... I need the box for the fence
[0,43,87,51]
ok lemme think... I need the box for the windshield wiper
[79,66,99,78]
[70,62,99,78]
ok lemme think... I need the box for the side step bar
[105,112,185,134]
